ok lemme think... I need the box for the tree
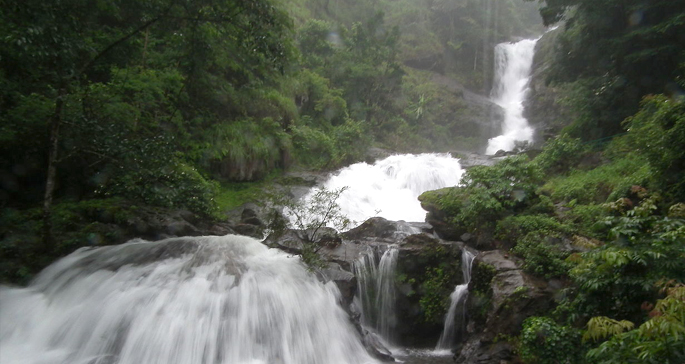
[526,0,685,140]
[0,0,294,248]
[267,187,351,268]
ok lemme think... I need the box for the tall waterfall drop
[0,236,379,364]
[435,249,476,350]
[319,153,464,224]
[353,246,400,344]
[486,37,540,155]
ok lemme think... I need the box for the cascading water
[435,249,476,351]
[0,235,379,364]
[318,153,464,224]
[486,37,540,155]
[353,245,399,344]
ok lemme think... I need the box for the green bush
[450,156,543,232]
[534,133,588,174]
[290,122,338,169]
[585,285,685,364]
[103,162,219,217]
[619,95,685,202]
[512,231,573,279]
[496,214,573,242]
[419,266,459,324]
[565,203,608,239]
[570,196,685,322]
[541,154,651,204]
[519,316,583,364]
[205,117,291,181]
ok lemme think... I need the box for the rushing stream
[0,236,378,364]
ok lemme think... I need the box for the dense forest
[1,0,685,362]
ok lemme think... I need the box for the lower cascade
[435,249,477,350]
[0,235,379,364]
[353,245,399,345]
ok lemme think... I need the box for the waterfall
[486,37,540,155]
[435,249,477,350]
[0,235,379,364]
[318,153,464,224]
[353,245,399,344]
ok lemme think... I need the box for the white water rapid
[318,153,464,224]
[0,235,379,364]
[435,249,477,351]
[485,37,540,155]
[353,246,399,345]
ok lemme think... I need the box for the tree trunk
[42,88,65,252]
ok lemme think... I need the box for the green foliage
[519,316,583,364]
[471,262,496,295]
[569,195,685,322]
[564,203,608,239]
[585,284,685,363]
[541,154,651,204]
[512,231,573,279]
[290,122,338,169]
[534,133,588,174]
[620,95,685,202]
[497,214,575,279]
[537,0,685,140]
[419,266,458,324]
[438,156,543,233]
[583,316,635,342]
[206,117,291,181]
[103,162,219,216]
[295,13,405,145]
[496,214,573,242]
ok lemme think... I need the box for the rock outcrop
[454,250,557,364]
[524,27,575,144]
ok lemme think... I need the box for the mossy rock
[419,187,469,240]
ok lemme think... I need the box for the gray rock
[456,250,556,363]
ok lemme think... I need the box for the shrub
[519,316,583,364]
[512,231,573,279]
[620,95,685,202]
[496,214,573,242]
[290,122,338,169]
[541,154,651,204]
[585,284,685,364]
[419,266,458,324]
[449,155,543,232]
[534,133,588,174]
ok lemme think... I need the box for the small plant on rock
[267,187,351,269]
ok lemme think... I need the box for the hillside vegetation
[420,0,685,361]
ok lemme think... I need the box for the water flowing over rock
[486,37,540,154]
[0,235,380,364]
[353,245,400,345]
[436,249,477,350]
